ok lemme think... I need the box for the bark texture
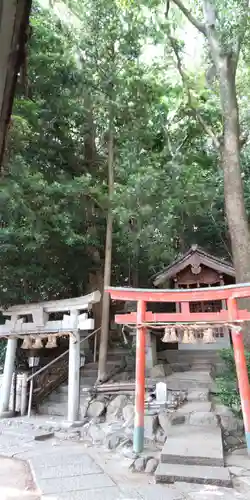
[0,0,32,168]
[98,117,114,382]
[171,0,250,285]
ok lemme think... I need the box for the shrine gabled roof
[152,245,235,287]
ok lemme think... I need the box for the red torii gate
[107,283,250,454]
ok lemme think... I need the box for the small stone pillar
[145,331,157,373]
[0,338,17,416]
[67,310,80,423]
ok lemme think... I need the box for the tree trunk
[218,56,250,283]
[0,0,32,168]
[97,117,114,382]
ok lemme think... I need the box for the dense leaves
[0,0,240,306]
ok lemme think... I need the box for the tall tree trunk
[0,0,31,168]
[97,116,114,382]
[219,56,250,283]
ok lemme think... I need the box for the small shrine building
[151,244,235,351]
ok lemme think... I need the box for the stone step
[39,402,66,417]
[46,391,89,404]
[172,400,218,426]
[58,377,98,394]
[160,424,224,467]
[166,370,215,391]
[165,351,221,363]
[80,369,98,378]
[155,463,231,487]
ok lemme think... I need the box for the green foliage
[0,0,235,306]
[0,341,6,373]
[216,348,250,417]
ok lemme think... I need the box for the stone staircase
[162,349,225,377]
[155,422,232,487]
[154,371,232,487]
[38,345,132,417]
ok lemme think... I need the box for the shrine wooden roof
[152,245,235,287]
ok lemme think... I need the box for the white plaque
[156,381,167,404]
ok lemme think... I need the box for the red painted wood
[228,298,250,439]
[134,300,146,449]
[107,284,250,303]
[114,309,250,325]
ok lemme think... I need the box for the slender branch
[169,35,220,151]
[171,0,206,35]
[233,1,250,67]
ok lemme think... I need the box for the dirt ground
[0,456,39,500]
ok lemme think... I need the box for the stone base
[155,462,232,487]
[160,424,224,467]
[0,410,15,419]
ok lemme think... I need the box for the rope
[123,322,242,331]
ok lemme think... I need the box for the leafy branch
[168,34,220,151]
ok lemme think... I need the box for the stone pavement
[0,417,250,500]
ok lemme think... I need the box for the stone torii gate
[0,291,101,421]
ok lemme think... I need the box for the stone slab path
[0,417,249,500]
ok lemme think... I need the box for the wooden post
[228,297,250,454]
[133,299,146,454]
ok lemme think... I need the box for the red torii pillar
[228,297,250,453]
[134,300,146,453]
[107,284,250,454]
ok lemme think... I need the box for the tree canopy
[1,0,250,310]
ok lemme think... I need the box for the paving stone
[155,463,231,487]
[22,449,97,467]
[38,472,115,494]
[134,484,185,500]
[161,425,224,466]
[186,487,245,499]
[33,460,102,480]
[42,486,141,500]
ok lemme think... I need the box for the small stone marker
[156,382,167,405]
